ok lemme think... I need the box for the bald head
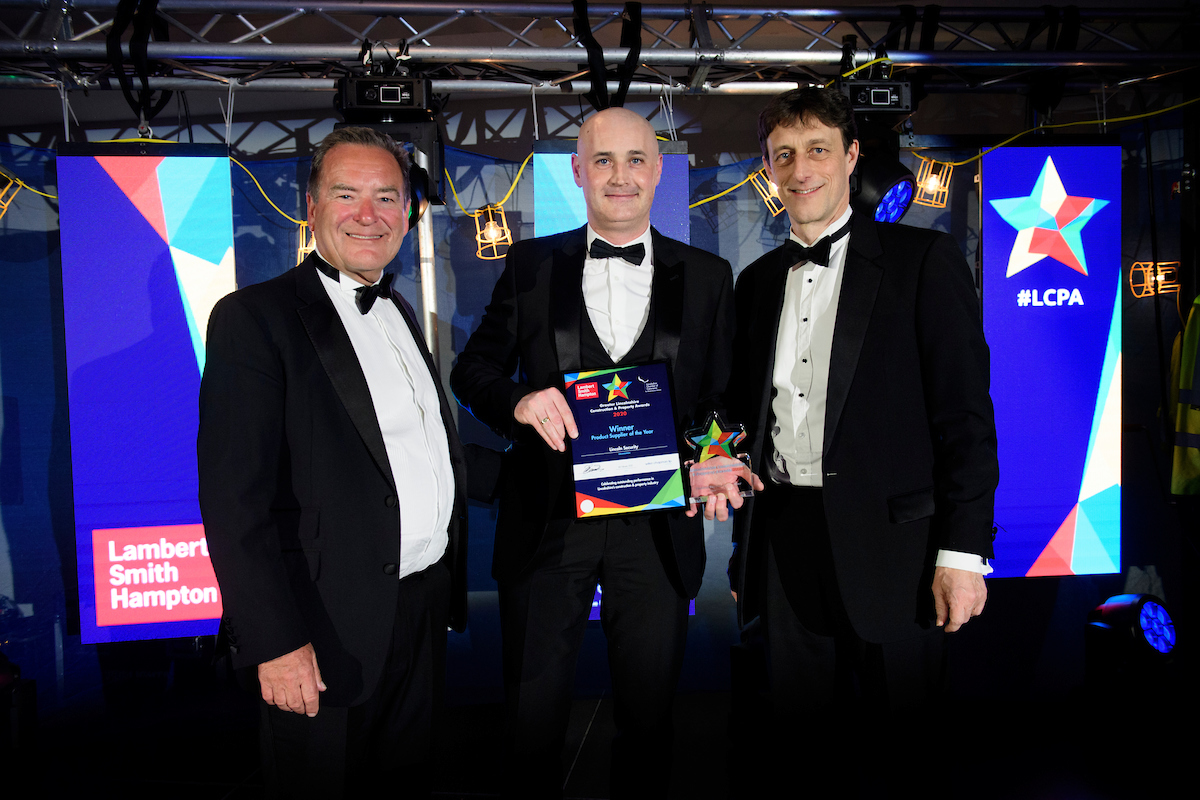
[572,107,664,244]
[577,107,660,158]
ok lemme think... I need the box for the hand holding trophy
[683,412,762,521]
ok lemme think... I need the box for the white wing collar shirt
[768,210,990,575]
[315,250,455,579]
[583,224,655,362]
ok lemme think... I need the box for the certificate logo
[575,381,599,400]
[603,373,631,401]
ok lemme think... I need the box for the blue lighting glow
[1139,601,1176,654]
[874,178,915,223]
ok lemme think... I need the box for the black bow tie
[589,239,646,266]
[355,272,395,315]
[781,219,853,268]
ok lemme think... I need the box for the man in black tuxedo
[198,127,497,798]
[727,87,998,731]
[451,107,737,798]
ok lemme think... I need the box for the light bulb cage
[913,156,952,208]
[474,203,513,260]
[749,168,786,217]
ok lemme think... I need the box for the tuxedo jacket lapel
[747,248,792,472]
[825,215,884,450]
[551,227,587,373]
[649,227,684,366]
[294,259,395,489]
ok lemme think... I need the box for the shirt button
[802,317,808,322]
[807,278,813,283]
[798,393,805,398]
[800,468,808,475]
[802,358,808,363]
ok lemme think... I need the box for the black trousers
[258,559,451,800]
[757,483,946,714]
[498,515,690,799]
[736,485,948,798]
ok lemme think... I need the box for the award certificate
[563,362,685,518]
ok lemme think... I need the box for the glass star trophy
[683,411,755,504]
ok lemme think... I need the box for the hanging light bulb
[749,168,786,216]
[914,156,952,209]
[481,219,504,242]
[1129,261,1181,298]
[474,204,513,260]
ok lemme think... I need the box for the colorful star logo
[687,414,747,463]
[990,156,1108,277]
[603,373,631,401]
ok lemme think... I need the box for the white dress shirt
[315,253,455,578]
[583,225,655,362]
[767,211,990,575]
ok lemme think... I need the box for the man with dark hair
[727,85,998,734]
[451,107,738,798]
[199,127,497,797]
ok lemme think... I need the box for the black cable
[1138,87,1173,448]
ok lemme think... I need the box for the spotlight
[852,153,916,224]
[1086,593,1177,685]
[914,157,953,209]
[474,204,512,260]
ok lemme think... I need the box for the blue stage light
[1139,601,1176,654]
[874,178,915,223]
[852,155,916,224]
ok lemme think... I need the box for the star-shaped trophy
[683,411,754,504]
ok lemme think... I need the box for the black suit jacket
[728,216,999,642]
[197,255,499,706]
[450,226,734,598]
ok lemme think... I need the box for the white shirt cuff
[936,549,993,575]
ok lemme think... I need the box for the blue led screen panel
[982,145,1121,578]
[57,144,235,642]
[533,152,690,243]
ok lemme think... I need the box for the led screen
[982,145,1121,577]
[58,144,235,642]
[533,150,691,242]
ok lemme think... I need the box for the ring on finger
[540,417,551,425]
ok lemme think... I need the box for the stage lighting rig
[839,80,913,113]
[837,50,919,224]
[332,41,446,214]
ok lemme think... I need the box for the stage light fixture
[749,168,786,217]
[1129,261,1182,298]
[914,157,953,208]
[852,154,916,224]
[1089,593,1177,656]
[474,203,512,260]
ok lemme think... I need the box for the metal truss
[0,2,1197,96]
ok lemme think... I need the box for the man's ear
[571,153,584,188]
